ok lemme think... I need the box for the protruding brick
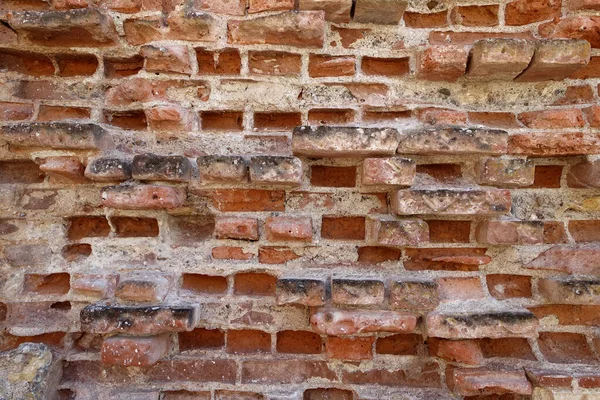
[416,46,468,82]
[299,0,352,23]
[476,157,535,187]
[391,188,511,216]
[101,335,169,367]
[332,279,384,305]
[362,157,415,186]
[85,155,132,182]
[538,278,600,304]
[141,45,192,75]
[476,220,544,245]
[311,308,418,335]
[450,368,533,396]
[370,218,429,246]
[102,184,186,210]
[81,304,197,334]
[265,216,313,242]
[0,123,113,149]
[115,273,170,303]
[468,39,535,80]
[517,39,591,82]
[390,280,439,310]
[353,0,407,24]
[276,279,326,306]
[8,9,118,47]
[398,128,508,155]
[568,161,600,188]
[132,154,192,182]
[426,303,538,339]
[525,245,600,275]
[215,217,259,241]
[249,156,303,186]
[197,156,247,183]
[39,156,86,183]
[293,126,399,157]
[228,11,325,48]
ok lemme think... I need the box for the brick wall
[1,0,600,399]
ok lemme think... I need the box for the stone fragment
[102,184,186,209]
[132,154,192,182]
[0,123,114,149]
[370,218,429,246]
[249,156,303,186]
[391,188,512,216]
[397,128,508,155]
[476,157,535,187]
[293,126,399,157]
[353,0,407,24]
[276,279,326,306]
[468,39,535,80]
[0,343,58,400]
[311,308,418,335]
[517,39,591,81]
[476,220,544,245]
[362,157,415,186]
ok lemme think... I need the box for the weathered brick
[510,132,600,156]
[102,184,186,210]
[405,248,491,272]
[132,154,192,182]
[569,220,600,242]
[71,274,117,298]
[520,107,586,130]
[228,12,325,48]
[39,156,86,183]
[468,39,535,80]
[517,39,591,81]
[487,274,532,299]
[81,304,197,334]
[505,0,561,26]
[370,218,429,246]
[569,0,600,10]
[181,274,227,295]
[293,126,399,157]
[168,215,214,246]
[353,0,407,24]
[436,277,485,302]
[115,273,170,303]
[215,217,259,241]
[391,188,511,216]
[389,280,438,310]
[526,245,600,275]
[326,336,373,360]
[311,309,418,335]
[397,128,508,155]
[241,360,336,384]
[332,279,384,305]
[321,216,365,240]
[476,157,535,187]
[248,0,294,13]
[208,189,285,212]
[277,330,322,354]
[0,123,113,149]
[299,0,352,23]
[197,156,247,183]
[429,339,483,365]
[249,156,303,186]
[539,16,600,48]
[362,56,409,77]
[309,54,355,78]
[538,331,597,364]
[196,0,245,15]
[23,273,70,295]
[529,304,600,325]
[265,216,313,242]
[450,368,533,396]
[85,155,132,182]
[249,51,301,76]
[416,46,468,82]
[362,157,415,186]
[476,220,544,245]
[276,279,326,306]
[8,9,119,47]
[67,216,110,240]
[0,102,33,121]
[303,389,354,400]
[451,5,499,27]
[568,161,600,188]
[538,278,600,304]
[101,335,169,367]
[0,161,44,184]
[141,45,192,75]
[0,49,54,77]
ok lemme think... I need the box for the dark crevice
[350,0,357,19]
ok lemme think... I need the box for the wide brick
[209,189,285,212]
[141,45,192,75]
[450,368,533,396]
[215,217,259,241]
[327,336,373,361]
[332,279,384,305]
[276,279,326,306]
[132,154,192,182]
[124,12,216,45]
[568,161,600,188]
[370,218,429,246]
[303,389,354,400]
[101,335,168,367]
[415,46,468,82]
[242,360,336,384]
[505,0,561,26]
[265,216,312,242]
[353,0,407,24]
[525,245,600,275]
[476,220,544,245]
[426,303,538,339]
[8,9,118,47]
[293,126,399,157]
[405,248,491,272]
[539,16,600,49]
[519,109,585,129]
[0,123,113,150]
[528,304,600,326]
[468,39,535,80]
[311,309,418,335]
[362,157,415,186]
[538,278,600,304]
[299,0,352,23]
[0,49,54,77]
[517,39,591,82]
[228,12,325,48]
[249,156,303,186]
[538,331,597,364]
[398,127,508,155]
[341,361,441,387]
[196,0,245,15]
[102,184,186,210]
[391,188,511,216]
[197,156,247,183]
[115,273,170,303]
[476,157,535,187]
[569,220,600,242]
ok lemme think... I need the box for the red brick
[476,220,544,245]
[531,165,563,188]
[414,108,467,127]
[430,31,535,46]
[67,216,110,240]
[469,112,520,129]
[168,216,214,247]
[568,161,600,188]
[163,391,211,400]
[309,54,355,78]
[450,368,533,396]
[215,391,263,400]
[505,0,561,26]
[241,360,336,384]
[539,278,600,304]
[528,304,600,326]
[544,221,568,244]
[451,5,499,27]
[234,272,277,296]
[254,112,301,131]
[146,105,193,134]
[276,278,326,306]
[569,220,600,242]
[228,12,325,48]
[429,339,483,365]
[404,248,491,272]
[106,79,209,106]
[326,337,373,361]
[310,166,356,188]
[101,335,168,367]
[215,217,259,241]
[249,156,302,186]
[104,55,143,78]
[416,164,462,183]
[398,127,507,155]
[416,46,468,82]
[55,53,97,76]
[38,105,90,122]
[303,389,354,400]
[526,245,600,275]
[212,246,253,260]
[518,109,585,129]
[104,109,147,131]
[570,56,600,79]
[370,218,428,246]
[404,11,448,28]
[361,57,409,76]
[265,216,313,242]
[181,274,227,295]
[248,0,294,13]
[71,274,116,298]
[249,51,301,76]
[115,273,170,303]
[311,308,418,335]
[584,105,600,127]
[538,332,597,363]
[468,39,535,80]
[227,329,271,354]
[428,221,471,243]
[0,102,33,121]
[509,133,600,156]
[341,361,441,387]
[0,122,113,150]
[569,0,600,10]
[554,85,595,105]
[141,45,191,75]
[209,189,285,212]
[259,246,299,264]
[539,16,600,48]
[197,0,245,15]
[277,330,322,354]
[376,334,422,355]
[197,156,247,183]
[518,39,591,81]
[179,328,224,351]
[299,0,352,23]
[332,279,384,305]
[476,157,535,187]
[322,216,365,240]
[362,157,415,186]
[363,107,411,123]
[487,274,532,299]
[353,0,407,24]
[436,277,485,301]
[23,273,70,295]
[102,184,186,210]
[480,337,536,360]
[0,49,54,76]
